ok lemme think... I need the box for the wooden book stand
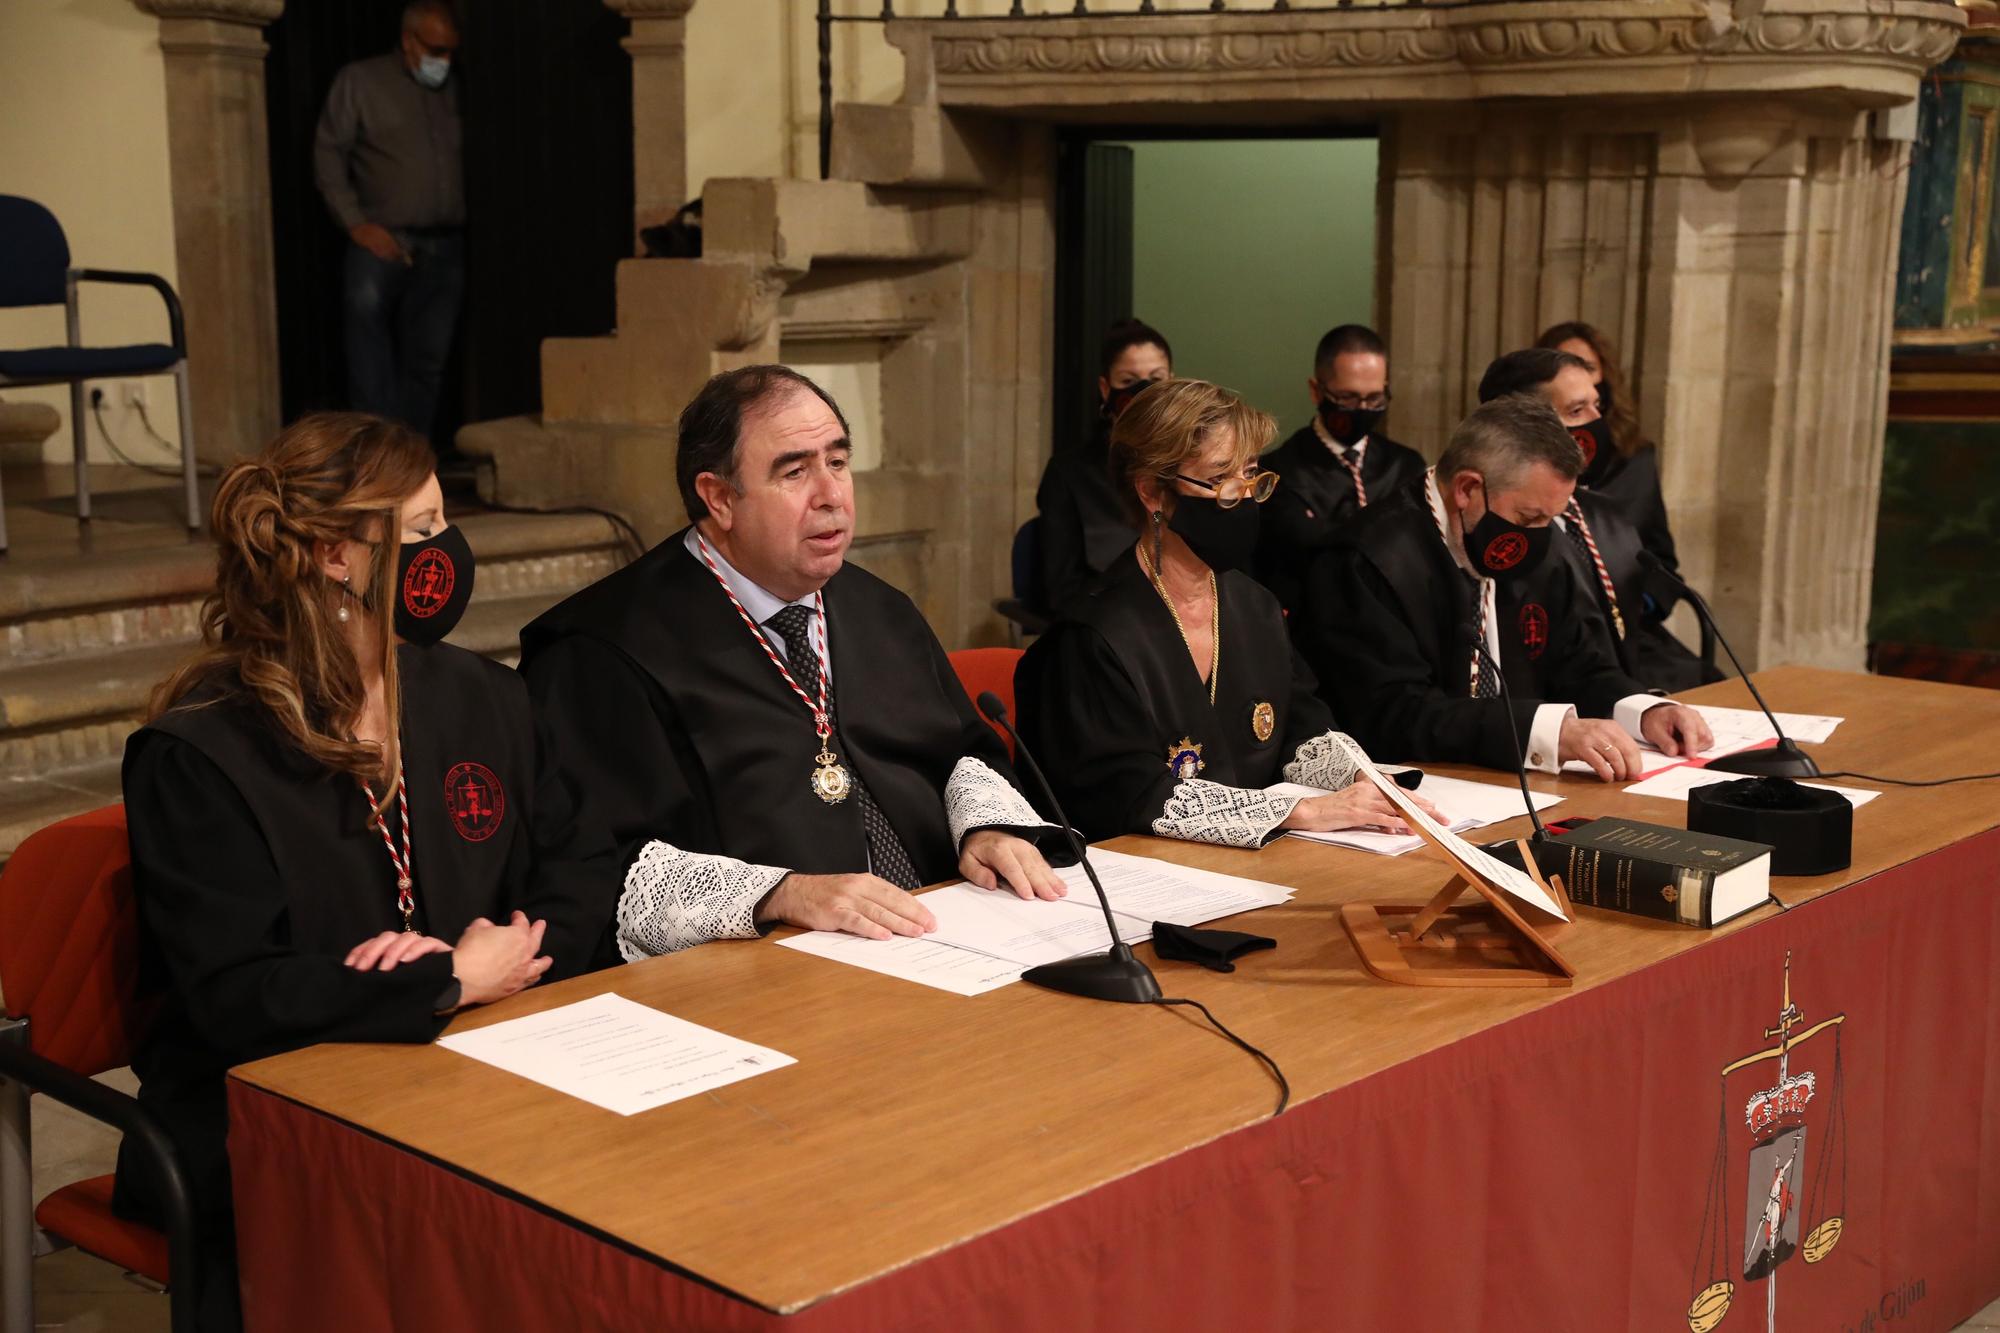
[1342,835,1577,988]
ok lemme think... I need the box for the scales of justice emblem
[1686,952,1849,1333]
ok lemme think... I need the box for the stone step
[0,587,569,781]
[0,509,623,664]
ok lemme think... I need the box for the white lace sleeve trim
[614,840,789,963]
[1150,780,1299,849]
[945,755,1057,847]
[1283,730,1364,792]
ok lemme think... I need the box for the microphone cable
[1812,768,2000,788]
[1151,995,1290,1117]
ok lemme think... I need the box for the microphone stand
[1636,553,1819,778]
[1472,640,1551,843]
[975,692,1162,1004]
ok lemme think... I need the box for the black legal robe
[1016,549,1336,842]
[1035,430,1133,617]
[1257,424,1427,616]
[1299,479,1649,771]
[1582,444,1680,585]
[116,643,619,1311]
[1566,489,1715,693]
[519,531,1052,888]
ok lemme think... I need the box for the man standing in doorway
[314,0,465,445]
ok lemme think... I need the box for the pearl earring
[337,575,351,623]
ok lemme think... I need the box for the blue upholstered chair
[0,195,199,553]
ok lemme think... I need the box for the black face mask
[393,525,475,644]
[1460,483,1552,582]
[1317,397,1383,447]
[1569,416,1612,473]
[1166,495,1260,575]
[1102,378,1159,422]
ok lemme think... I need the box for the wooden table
[227,668,2000,1331]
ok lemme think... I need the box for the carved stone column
[132,0,284,465]
[603,0,697,250]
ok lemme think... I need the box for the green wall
[1120,138,1379,440]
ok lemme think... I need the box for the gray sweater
[313,52,465,233]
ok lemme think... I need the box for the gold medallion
[1250,700,1276,743]
[810,751,853,804]
[1165,737,1205,781]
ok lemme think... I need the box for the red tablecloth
[230,826,2000,1332]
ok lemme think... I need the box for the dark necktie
[1466,582,1501,700]
[764,604,922,891]
[1339,440,1368,508]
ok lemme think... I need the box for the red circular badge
[402,548,456,619]
[1518,603,1550,660]
[1570,426,1598,467]
[443,761,505,842]
[1482,531,1528,572]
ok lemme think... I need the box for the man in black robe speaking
[1298,394,1712,780]
[520,366,1068,958]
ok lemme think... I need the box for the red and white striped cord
[1426,468,1488,698]
[359,775,415,927]
[1565,500,1626,640]
[693,533,835,744]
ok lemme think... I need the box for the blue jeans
[341,228,464,442]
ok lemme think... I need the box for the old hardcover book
[1527,817,1775,928]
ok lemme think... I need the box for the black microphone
[1635,550,1819,778]
[975,691,1162,1004]
[1470,640,1551,842]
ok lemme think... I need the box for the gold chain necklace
[1139,544,1220,706]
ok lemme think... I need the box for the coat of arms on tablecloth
[1686,952,1850,1333]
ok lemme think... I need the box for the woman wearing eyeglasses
[1016,378,1440,847]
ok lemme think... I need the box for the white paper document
[1074,846,1293,923]
[920,881,1155,969]
[1647,705,1844,762]
[436,992,795,1116]
[1623,765,1880,809]
[775,931,1024,996]
[1271,773,1564,857]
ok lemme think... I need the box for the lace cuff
[615,840,789,962]
[1283,731,1364,792]
[945,755,1057,847]
[1151,780,1299,849]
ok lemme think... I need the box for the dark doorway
[264,1,634,449]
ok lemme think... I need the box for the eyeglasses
[1170,469,1279,509]
[1319,386,1392,411]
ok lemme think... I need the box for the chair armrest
[69,268,186,358]
[0,1035,202,1333]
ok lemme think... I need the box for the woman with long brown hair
[118,412,618,1329]
[1535,320,1680,575]
[1016,379,1439,847]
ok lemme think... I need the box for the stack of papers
[776,847,1294,996]
[1271,772,1564,857]
[1622,765,1880,809]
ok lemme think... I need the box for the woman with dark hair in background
[1034,318,1174,618]
[1535,320,1680,577]
[118,412,619,1329]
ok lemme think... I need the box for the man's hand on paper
[958,829,1068,902]
[1560,716,1643,782]
[1282,777,1442,835]
[1639,702,1714,757]
[761,872,938,941]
